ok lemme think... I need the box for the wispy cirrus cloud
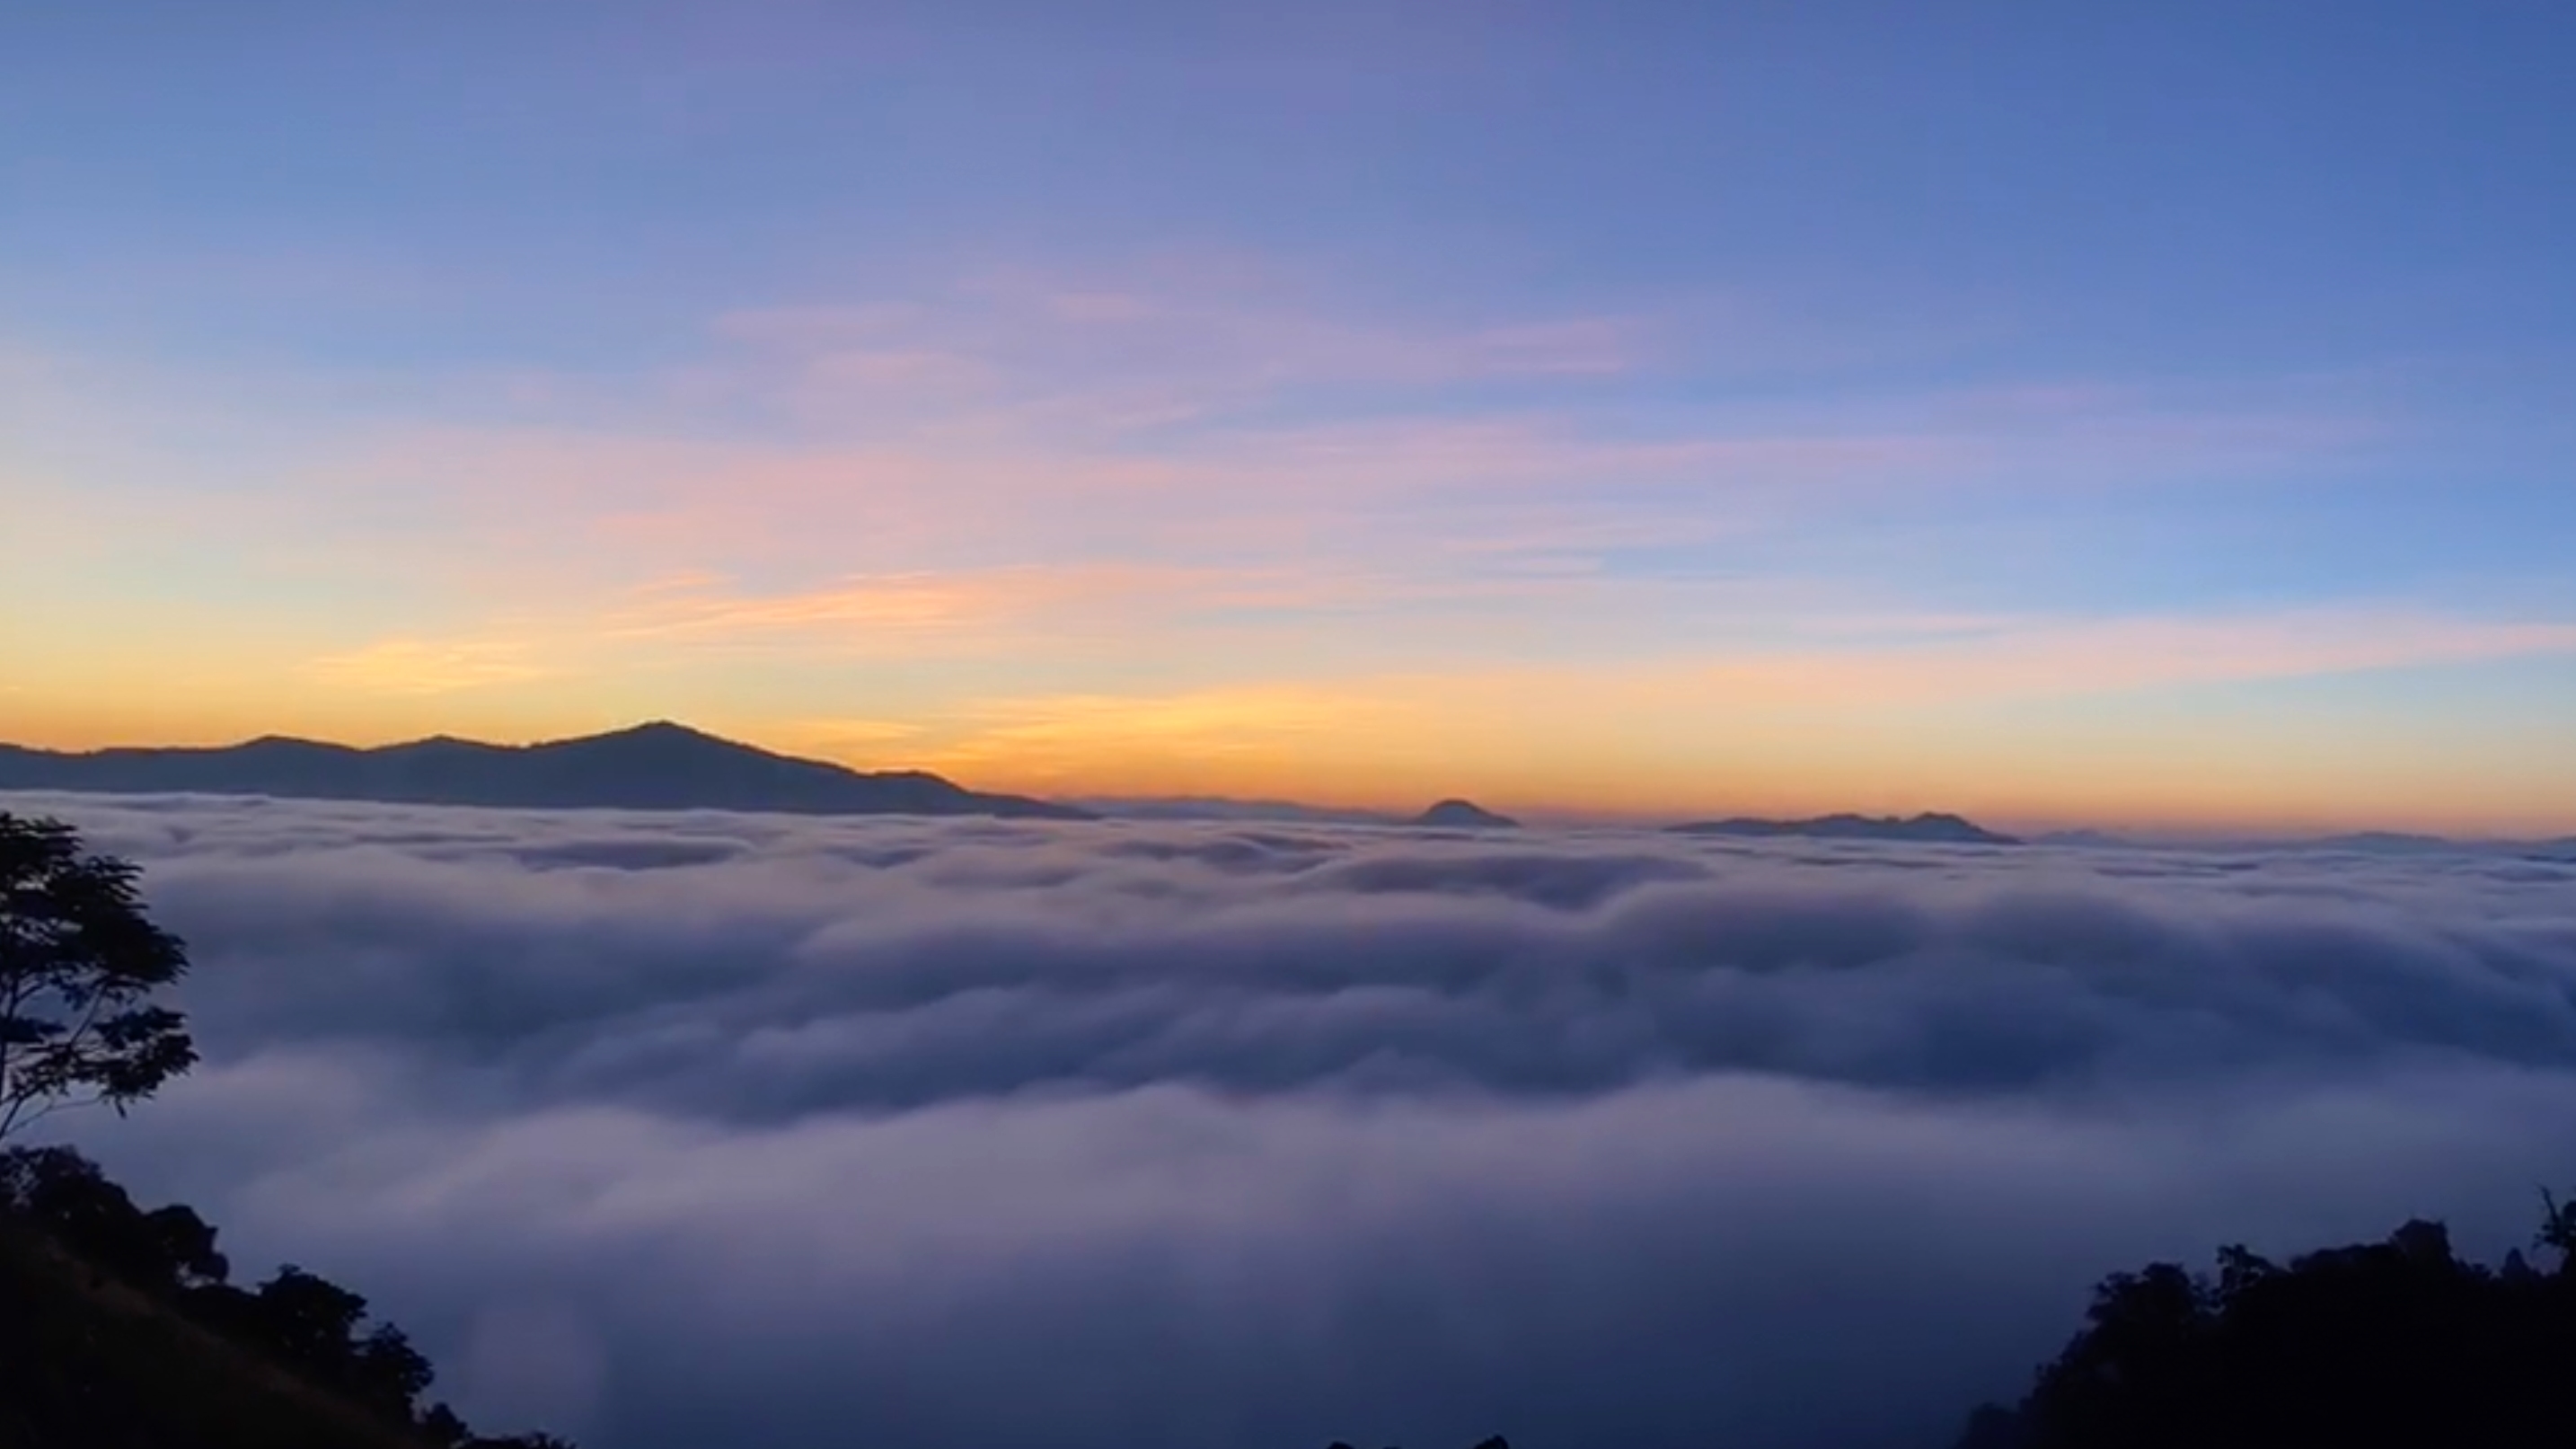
[708,265,1654,429]
[1680,608,2576,708]
[303,379,2350,602]
[917,684,1421,784]
[306,638,554,695]
[590,564,1462,659]
[27,259,2386,618]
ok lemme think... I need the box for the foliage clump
[0,813,197,1142]
[1954,1194,2576,1449]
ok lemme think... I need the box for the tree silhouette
[0,813,196,1141]
[1953,1193,2576,1449]
[0,1144,228,1291]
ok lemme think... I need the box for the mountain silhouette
[0,721,1087,821]
[1412,799,1521,829]
[1668,811,2019,845]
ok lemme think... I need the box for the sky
[5,1,2575,831]
[33,794,2576,1449]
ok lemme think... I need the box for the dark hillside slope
[0,1148,559,1449]
[0,1222,425,1449]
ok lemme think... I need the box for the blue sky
[5,1,2574,828]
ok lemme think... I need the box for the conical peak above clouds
[1413,800,1522,829]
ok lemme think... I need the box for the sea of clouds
[11,791,2576,1449]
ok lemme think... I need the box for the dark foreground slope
[0,721,1083,820]
[0,1222,423,1449]
[0,1149,559,1449]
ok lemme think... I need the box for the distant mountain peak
[579,719,734,747]
[1413,799,1521,829]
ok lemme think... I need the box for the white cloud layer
[11,791,2576,1449]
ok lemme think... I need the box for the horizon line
[6,719,2574,845]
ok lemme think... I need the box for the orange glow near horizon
[9,642,2575,836]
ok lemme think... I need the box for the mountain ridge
[0,721,1086,821]
[1669,811,2022,845]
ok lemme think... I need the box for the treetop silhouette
[0,811,197,1141]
